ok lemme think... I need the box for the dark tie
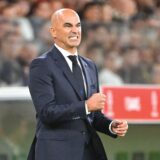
[68,55,86,100]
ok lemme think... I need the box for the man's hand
[86,93,106,112]
[111,120,128,137]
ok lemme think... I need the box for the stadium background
[0,0,160,160]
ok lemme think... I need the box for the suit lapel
[79,56,96,123]
[49,46,83,100]
[79,56,92,98]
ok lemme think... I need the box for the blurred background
[0,0,160,160]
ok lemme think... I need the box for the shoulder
[30,48,53,72]
[31,46,55,65]
[79,56,95,66]
[79,55,97,71]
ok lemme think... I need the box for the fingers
[112,120,128,137]
[96,93,106,109]
[99,94,106,103]
[98,93,106,101]
[87,93,106,111]
[115,127,128,136]
[114,120,128,128]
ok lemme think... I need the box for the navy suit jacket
[27,46,116,160]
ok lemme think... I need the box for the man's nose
[71,26,79,33]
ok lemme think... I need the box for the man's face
[50,10,81,53]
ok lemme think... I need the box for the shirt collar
[54,43,78,59]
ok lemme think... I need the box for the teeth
[70,36,77,40]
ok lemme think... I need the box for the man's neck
[54,43,77,55]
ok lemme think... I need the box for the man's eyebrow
[63,22,81,26]
[77,22,81,26]
[63,22,72,26]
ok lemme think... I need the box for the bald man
[27,8,128,160]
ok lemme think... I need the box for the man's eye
[77,24,81,27]
[64,24,72,27]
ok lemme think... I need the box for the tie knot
[68,55,78,65]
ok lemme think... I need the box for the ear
[49,27,56,38]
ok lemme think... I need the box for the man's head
[50,8,81,53]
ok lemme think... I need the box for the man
[27,8,128,160]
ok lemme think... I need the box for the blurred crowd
[0,0,160,86]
